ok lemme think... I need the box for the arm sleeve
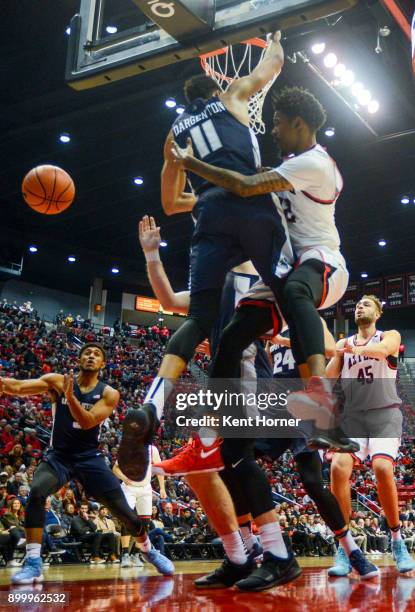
[275,153,324,192]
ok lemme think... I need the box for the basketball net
[200,37,276,135]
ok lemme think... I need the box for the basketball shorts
[44,450,121,497]
[239,246,348,323]
[121,482,153,517]
[189,187,293,294]
[341,406,402,464]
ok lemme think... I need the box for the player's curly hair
[79,342,106,361]
[184,75,218,103]
[273,87,327,132]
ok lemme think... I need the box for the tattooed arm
[171,140,293,197]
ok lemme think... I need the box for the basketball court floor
[0,557,414,611]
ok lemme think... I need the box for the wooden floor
[0,556,414,611]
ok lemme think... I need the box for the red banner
[384,275,405,308]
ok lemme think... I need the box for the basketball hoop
[200,37,275,135]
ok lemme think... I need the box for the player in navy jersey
[0,343,174,584]
[133,32,294,478]
[136,215,301,590]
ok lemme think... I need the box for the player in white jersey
[171,86,354,452]
[326,294,415,575]
[113,444,167,568]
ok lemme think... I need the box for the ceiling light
[334,63,346,77]
[323,53,337,68]
[65,27,71,35]
[360,272,368,278]
[357,89,371,106]
[134,177,144,185]
[324,127,335,137]
[340,69,355,87]
[176,105,185,115]
[105,26,118,34]
[165,98,176,108]
[111,267,119,274]
[401,197,409,204]
[160,241,167,247]
[67,255,76,262]
[28,245,38,253]
[351,82,364,97]
[378,239,386,247]
[311,42,326,55]
[368,100,379,114]
[59,133,70,143]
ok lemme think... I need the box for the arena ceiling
[1,0,414,299]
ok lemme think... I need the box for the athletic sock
[26,543,42,559]
[198,427,218,447]
[221,531,248,565]
[258,522,288,559]
[336,528,359,556]
[239,521,256,552]
[390,525,402,541]
[137,536,152,553]
[144,377,173,421]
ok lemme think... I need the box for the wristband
[145,250,161,263]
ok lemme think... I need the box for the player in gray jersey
[326,294,415,575]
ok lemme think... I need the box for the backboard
[66,0,357,90]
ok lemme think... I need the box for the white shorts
[351,437,401,464]
[121,482,153,517]
[238,247,349,327]
[296,247,349,310]
[343,406,402,464]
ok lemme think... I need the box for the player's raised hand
[138,215,161,253]
[171,137,194,166]
[63,371,74,400]
[164,135,176,162]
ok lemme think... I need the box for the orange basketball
[22,165,75,215]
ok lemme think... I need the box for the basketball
[22,165,75,215]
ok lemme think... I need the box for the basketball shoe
[287,376,359,453]
[235,551,301,591]
[152,435,224,476]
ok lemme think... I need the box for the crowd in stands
[0,299,414,565]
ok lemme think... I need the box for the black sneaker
[118,405,159,481]
[194,557,255,588]
[235,552,302,592]
[307,426,359,453]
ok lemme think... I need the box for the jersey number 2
[190,120,222,159]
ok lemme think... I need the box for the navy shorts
[255,437,312,460]
[190,188,292,294]
[44,450,120,498]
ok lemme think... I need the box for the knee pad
[166,319,207,363]
[25,489,47,528]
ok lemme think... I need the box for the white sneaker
[7,560,22,567]
[132,553,144,568]
[121,553,132,568]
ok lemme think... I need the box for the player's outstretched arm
[139,215,190,315]
[270,318,336,357]
[223,31,284,102]
[339,330,401,360]
[161,132,198,215]
[171,140,293,197]
[63,373,119,430]
[0,373,62,397]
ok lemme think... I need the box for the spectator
[71,503,106,564]
[399,343,405,363]
[350,519,367,553]
[17,485,30,508]
[61,503,76,534]
[161,502,181,531]
[0,516,22,566]
[2,498,26,545]
[94,506,120,562]
[149,506,174,556]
